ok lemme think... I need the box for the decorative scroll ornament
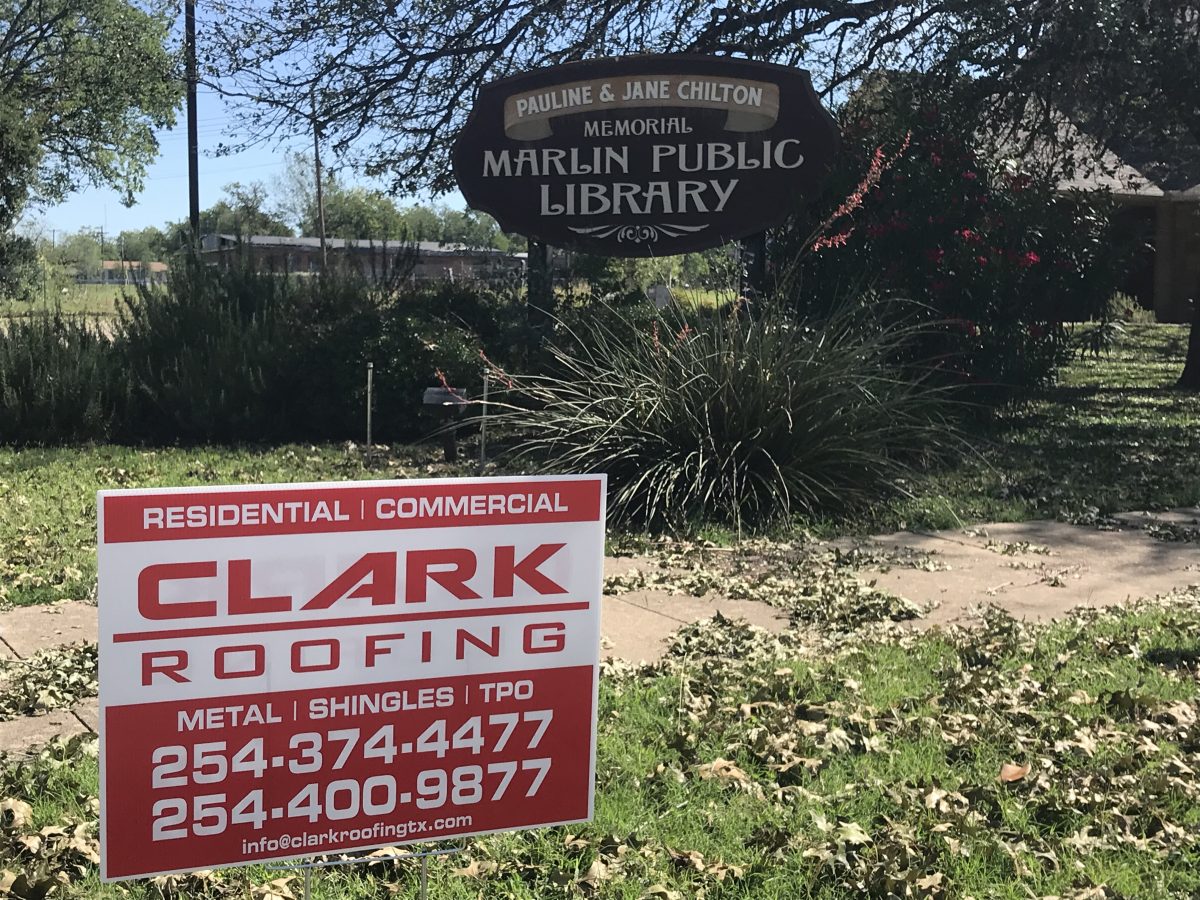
[567,223,709,243]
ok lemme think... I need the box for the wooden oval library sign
[453,55,840,257]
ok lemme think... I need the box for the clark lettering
[540,179,738,216]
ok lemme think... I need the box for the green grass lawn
[672,286,735,308]
[0,444,468,607]
[1,282,130,319]
[870,323,1200,534]
[11,596,1200,898]
[1,324,1200,897]
[1,324,1197,609]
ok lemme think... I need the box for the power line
[144,159,294,181]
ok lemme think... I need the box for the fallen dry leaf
[999,762,1031,783]
[694,758,752,785]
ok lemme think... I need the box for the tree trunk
[1178,299,1200,390]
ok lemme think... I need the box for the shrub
[270,266,389,441]
[0,313,118,443]
[391,280,539,374]
[487,299,958,528]
[373,310,484,438]
[116,259,504,444]
[0,260,556,447]
[118,259,295,442]
[777,83,1128,399]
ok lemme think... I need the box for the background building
[199,234,525,282]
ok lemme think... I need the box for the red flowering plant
[774,84,1127,400]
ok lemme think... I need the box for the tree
[209,0,1200,383]
[0,231,37,301]
[0,94,40,300]
[0,98,37,226]
[780,83,1125,398]
[52,230,102,280]
[1,0,178,298]
[310,182,408,240]
[206,1,1194,193]
[116,226,171,263]
[271,152,318,234]
[219,182,294,236]
[1180,306,1200,390]
[1,0,181,204]
[165,182,295,245]
[273,152,413,240]
[396,205,442,242]
[440,208,505,249]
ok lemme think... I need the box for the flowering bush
[776,86,1127,398]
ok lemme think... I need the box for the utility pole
[311,87,328,269]
[185,0,200,248]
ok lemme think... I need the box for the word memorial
[98,476,606,880]
[454,55,840,256]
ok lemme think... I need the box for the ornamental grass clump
[489,300,959,528]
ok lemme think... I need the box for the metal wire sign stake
[366,361,375,447]
[272,845,464,900]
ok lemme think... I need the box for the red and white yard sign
[97,475,606,881]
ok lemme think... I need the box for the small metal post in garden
[478,370,491,473]
[366,362,374,447]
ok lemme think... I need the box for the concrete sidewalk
[0,509,1196,751]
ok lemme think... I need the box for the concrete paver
[1112,507,1200,527]
[601,592,787,663]
[0,709,90,753]
[601,555,790,660]
[858,517,1200,628]
[0,601,97,659]
[73,697,98,733]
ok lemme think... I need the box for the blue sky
[29,87,292,237]
[27,86,461,239]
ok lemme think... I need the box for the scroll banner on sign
[97,475,606,881]
[504,75,780,140]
